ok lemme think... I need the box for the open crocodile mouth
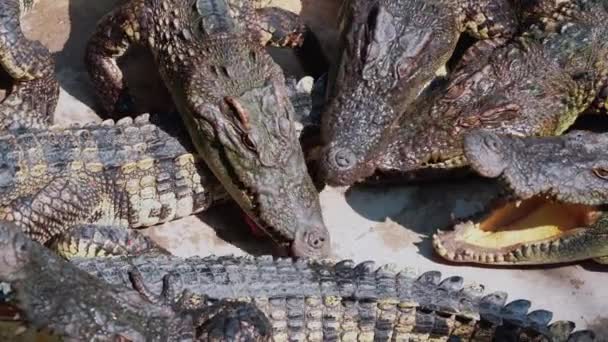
[433,196,602,264]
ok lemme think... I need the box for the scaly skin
[69,253,599,341]
[375,0,608,178]
[434,129,608,265]
[0,221,273,341]
[0,81,317,258]
[85,0,330,257]
[0,0,59,130]
[0,114,229,258]
[319,0,521,186]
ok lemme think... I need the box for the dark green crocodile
[85,0,330,257]
[318,0,522,186]
[0,0,59,130]
[434,129,608,265]
[0,220,273,341]
[0,221,596,341]
[318,0,608,186]
[0,110,330,258]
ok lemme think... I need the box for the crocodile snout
[319,146,377,186]
[464,130,507,178]
[291,224,331,258]
[330,147,356,170]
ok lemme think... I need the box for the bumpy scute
[72,254,597,340]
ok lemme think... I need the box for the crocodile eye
[443,74,469,101]
[482,135,501,152]
[568,130,587,143]
[278,116,292,137]
[241,134,257,152]
[592,167,608,180]
[478,104,520,126]
[362,5,379,60]
[14,235,27,255]
[224,96,250,132]
[445,84,465,100]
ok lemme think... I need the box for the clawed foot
[195,300,272,342]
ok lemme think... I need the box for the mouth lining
[239,179,292,246]
[433,195,601,263]
[420,154,468,169]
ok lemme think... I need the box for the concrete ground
[19,0,608,337]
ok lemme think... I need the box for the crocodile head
[433,129,608,265]
[0,221,30,282]
[319,0,459,186]
[397,28,592,173]
[178,39,330,257]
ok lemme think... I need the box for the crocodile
[318,0,522,186]
[317,0,608,186]
[0,0,59,130]
[2,220,597,341]
[85,0,330,257]
[0,110,330,259]
[1,215,596,341]
[0,220,274,341]
[64,251,599,340]
[368,0,608,181]
[433,129,608,265]
[0,113,228,258]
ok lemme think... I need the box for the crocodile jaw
[433,196,608,265]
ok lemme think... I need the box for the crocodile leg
[0,221,198,341]
[84,0,146,115]
[0,73,59,130]
[253,7,308,48]
[254,6,331,79]
[1,174,128,244]
[194,300,272,341]
[51,224,170,259]
[0,0,59,130]
[130,269,273,341]
[0,0,54,81]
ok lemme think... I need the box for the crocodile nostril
[306,231,326,249]
[483,135,501,152]
[292,226,331,257]
[331,148,356,170]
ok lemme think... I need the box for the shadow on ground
[343,176,501,259]
[195,203,277,256]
